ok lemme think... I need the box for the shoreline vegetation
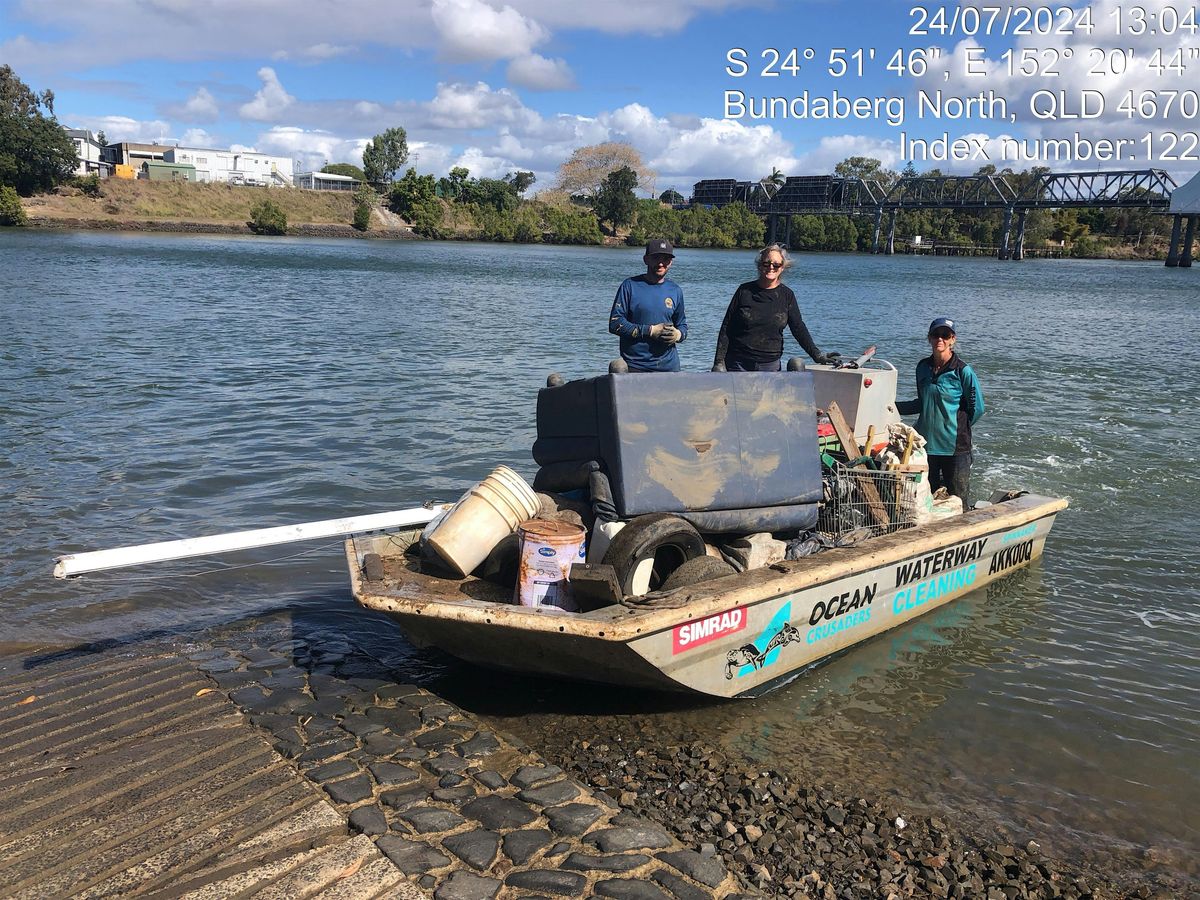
[10,176,1183,261]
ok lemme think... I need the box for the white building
[66,129,108,177]
[163,147,294,187]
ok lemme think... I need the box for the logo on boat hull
[724,603,802,680]
[672,607,746,654]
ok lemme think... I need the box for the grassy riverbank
[19,178,413,236]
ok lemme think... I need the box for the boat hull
[348,493,1065,698]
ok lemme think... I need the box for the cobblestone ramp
[191,629,746,899]
[0,652,420,899]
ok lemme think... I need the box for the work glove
[660,324,681,345]
[813,350,841,366]
[648,323,665,339]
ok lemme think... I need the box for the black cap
[928,316,956,336]
[645,238,674,257]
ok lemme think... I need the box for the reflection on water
[3,231,1198,887]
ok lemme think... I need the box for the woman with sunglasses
[897,317,986,509]
[712,244,839,372]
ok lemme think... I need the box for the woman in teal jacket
[896,317,985,509]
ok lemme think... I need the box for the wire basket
[817,462,919,542]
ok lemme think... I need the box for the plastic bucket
[515,518,588,612]
[425,466,540,576]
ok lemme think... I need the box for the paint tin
[515,519,587,612]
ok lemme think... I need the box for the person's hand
[660,324,681,345]
[814,351,841,366]
[711,362,727,372]
[648,323,665,339]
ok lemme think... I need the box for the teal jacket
[896,352,984,456]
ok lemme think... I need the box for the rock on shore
[517,730,1177,900]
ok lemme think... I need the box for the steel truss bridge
[689,170,1196,265]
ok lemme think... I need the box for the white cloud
[180,127,218,147]
[430,0,548,62]
[272,42,355,62]
[453,146,513,179]
[506,54,575,90]
[793,135,901,176]
[79,115,175,144]
[425,81,539,130]
[182,87,219,121]
[250,126,367,174]
[238,67,295,121]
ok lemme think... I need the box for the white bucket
[425,466,540,576]
[515,518,588,612]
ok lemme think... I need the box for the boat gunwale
[349,492,1066,643]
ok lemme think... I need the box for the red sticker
[672,607,747,654]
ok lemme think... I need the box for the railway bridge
[688,169,1198,266]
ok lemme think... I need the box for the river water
[2,230,1197,885]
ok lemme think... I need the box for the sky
[2,0,1197,193]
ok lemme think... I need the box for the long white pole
[53,505,445,579]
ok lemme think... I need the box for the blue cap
[928,317,956,335]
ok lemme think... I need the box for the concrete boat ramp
[0,625,742,899]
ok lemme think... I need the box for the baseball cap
[928,317,956,336]
[645,238,674,257]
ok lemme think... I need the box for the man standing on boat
[608,238,688,372]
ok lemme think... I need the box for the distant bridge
[689,170,1196,265]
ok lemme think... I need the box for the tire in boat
[660,555,737,591]
[601,513,706,596]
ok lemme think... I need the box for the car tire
[660,555,737,591]
[601,513,706,596]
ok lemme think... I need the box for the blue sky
[2,0,1196,190]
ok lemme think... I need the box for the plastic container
[515,518,588,612]
[424,466,540,577]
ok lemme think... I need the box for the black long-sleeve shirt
[713,280,820,367]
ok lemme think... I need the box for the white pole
[53,505,446,579]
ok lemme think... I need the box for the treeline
[385,166,766,249]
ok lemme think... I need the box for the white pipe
[53,505,445,579]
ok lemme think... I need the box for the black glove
[814,351,841,366]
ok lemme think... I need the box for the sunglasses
[930,330,954,340]
[758,261,784,269]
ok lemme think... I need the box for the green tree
[96,129,107,147]
[322,162,366,181]
[437,166,470,201]
[248,198,287,235]
[766,166,785,187]
[593,165,638,234]
[361,126,409,184]
[351,183,374,231]
[504,170,536,194]
[0,65,78,195]
[658,188,685,205]
[461,176,518,212]
[0,184,27,225]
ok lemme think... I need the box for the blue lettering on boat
[806,608,871,644]
[1001,523,1037,545]
[892,564,977,614]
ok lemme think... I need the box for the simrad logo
[672,608,747,654]
[538,547,555,557]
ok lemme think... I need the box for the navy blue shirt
[608,275,687,372]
